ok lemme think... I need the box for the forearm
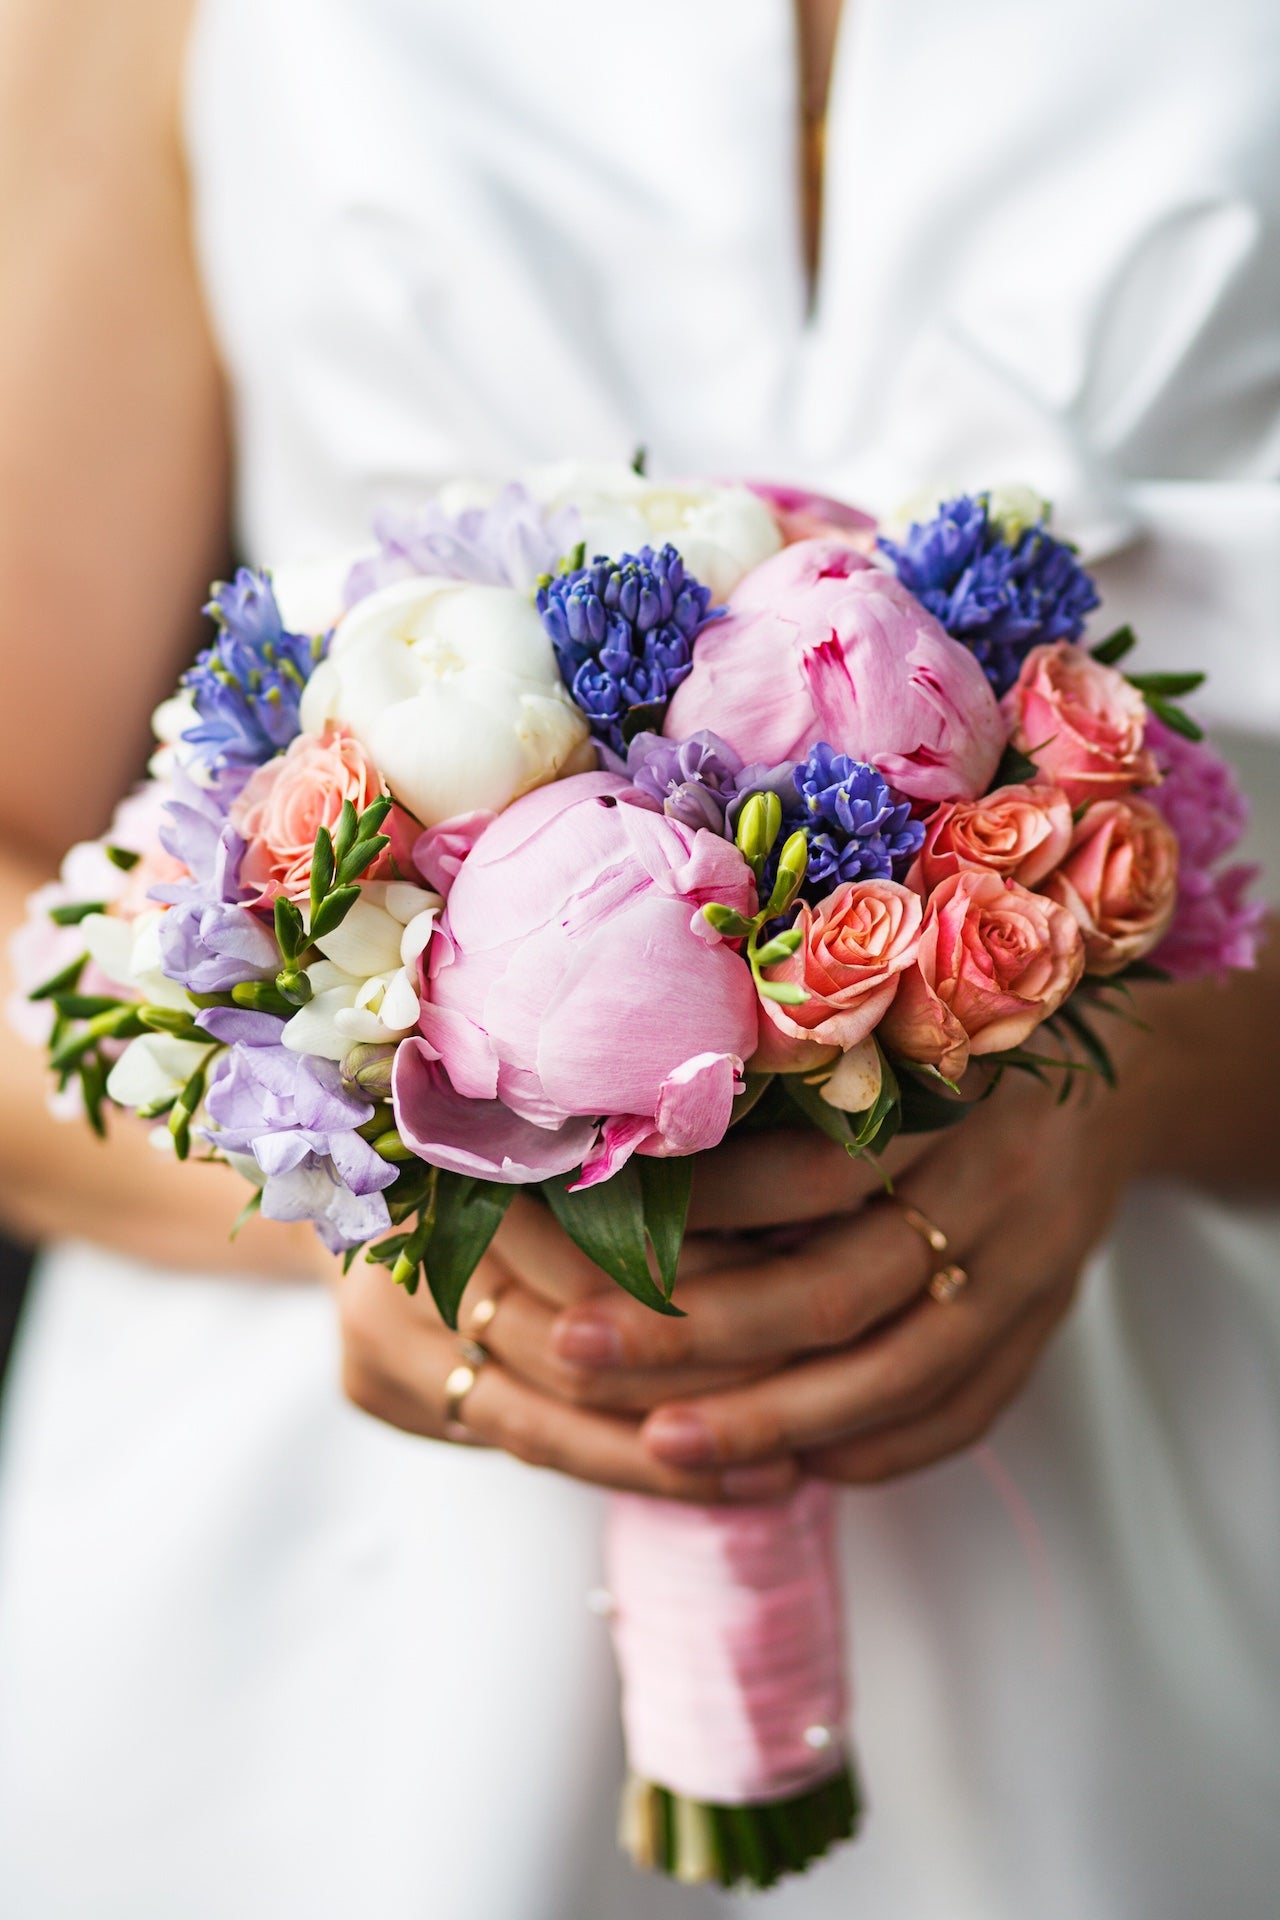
[0,843,322,1279]
[1131,919,1280,1199]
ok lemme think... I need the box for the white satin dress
[1,3,1278,1916]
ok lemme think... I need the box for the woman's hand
[540,1033,1162,1486]
[333,1226,800,1504]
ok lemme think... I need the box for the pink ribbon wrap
[604,1480,848,1805]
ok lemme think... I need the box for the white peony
[299,575,593,827]
[281,881,442,1062]
[526,461,782,602]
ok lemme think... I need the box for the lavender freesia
[150,775,280,994]
[202,1015,396,1252]
[344,484,581,604]
[626,730,746,833]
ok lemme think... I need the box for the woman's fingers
[688,1127,931,1232]
[636,1206,1070,1467]
[478,1282,778,1414]
[801,1280,1075,1484]
[336,1255,798,1503]
[552,1160,994,1374]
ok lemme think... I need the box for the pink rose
[663,539,1005,804]
[879,870,1084,1079]
[757,879,923,1062]
[1002,641,1159,808]
[747,482,878,552]
[230,724,387,906]
[1041,797,1179,977]
[393,773,759,1187]
[909,783,1073,894]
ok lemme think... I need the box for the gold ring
[893,1200,950,1257]
[928,1263,969,1304]
[444,1357,485,1429]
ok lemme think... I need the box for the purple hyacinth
[149,774,280,995]
[344,484,582,603]
[737,745,923,909]
[201,1016,397,1253]
[537,545,718,758]
[878,495,1099,696]
[180,568,327,784]
[626,730,746,833]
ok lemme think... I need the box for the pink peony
[230,724,387,906]
[393,773,759,1187]
[1002,641,1159,808]
[663,539,1006,804]
[879,870,1084,1079]
[1143,718,1265,980]
[909,783,1073,894]
[1042,796,1180,978]
[747,482,878,552]
[756,879,923,1063]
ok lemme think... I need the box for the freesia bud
[735,791,782,873]
[766,831,810,916]
[342,1042,398,1099]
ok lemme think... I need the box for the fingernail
[644,1409,714,1465]
[552,1312,624,1367]
[721,1463,795,1503]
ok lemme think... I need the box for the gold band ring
[928,1263,970,1304]
[443,1356,485,1430]
[890,1200,969,1304]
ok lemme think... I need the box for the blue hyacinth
[878,494,1099,696]
[536,544,717,757]
[754,746,925,908]
[181,569,328,782]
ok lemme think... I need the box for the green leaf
[619,700,667,745]
[337,834,390,885]
[104,844,141,872]
[28,952,88,1001]
[51,993,124,1020]
[308,885,361,941]
[780,1072,856,1149]
[850,1046,902,1153]
[542,1167,684,1315]
[894,1060,977,1134]
[420,1174,514,1328]
[1146,695,1204,741]
[729,1071,774,1127]
[757,978,808,1005]
[638,1155,693,1299]
[331,801,359,870]
[630,444,648,477]
[1052,1002,1117,1087]
[992,741,1041,788]
[1125,670,1206,697]
[1090,624,1137,666]
[48,900,106,927]
[1112,956,1173,983]
[229,1188,263,1239]
[274,894,306,966]
[78,1052,110,1140]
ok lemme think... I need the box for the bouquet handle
[605,1480,860,1888]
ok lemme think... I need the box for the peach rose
[1041,796,1179,977]
[231,724,387,906]
[757,878,923,1062]
[1002,641,1159,808]
[879,870,1084,1079]
[909,783,1073,894]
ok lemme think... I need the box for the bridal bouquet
[13,465,1262,1887]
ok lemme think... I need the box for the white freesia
[819,1037,884,1113]
[148,688,201,780]
[107,1033,211,1111]
[82,910,193,1013]
[282,881,442,1061]
[527,461,782,601]
[299,575,592,826]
